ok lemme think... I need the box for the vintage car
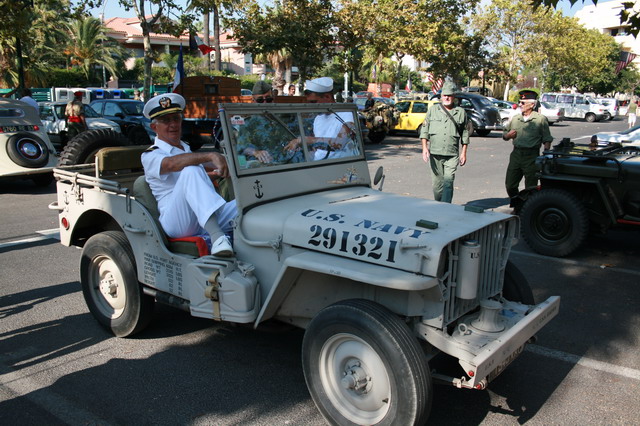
[52,103,559,425]
[519,141,640,257]
[0,98,57,186]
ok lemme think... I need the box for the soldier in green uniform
[419,81,469,203]
[503,91,553,200]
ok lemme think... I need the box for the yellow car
[391,100,439,136]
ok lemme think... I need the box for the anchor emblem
[253,179,264,199]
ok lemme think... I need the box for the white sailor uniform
[141,138,237,241]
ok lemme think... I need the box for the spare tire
[6,132,50,168]
[58,129,131,166]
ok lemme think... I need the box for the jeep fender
[254,251,439,327]
[539,175,620,224]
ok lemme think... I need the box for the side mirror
[115,112,125,119]
[373,166,385,191]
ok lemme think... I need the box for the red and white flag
[615,51,636,74]
[191,35,214,55]
[426,73,444,92]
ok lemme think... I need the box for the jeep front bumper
[417,296,560,389]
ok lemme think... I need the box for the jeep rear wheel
[58,129,131,166]
[475,129,492,137]
[521,189,589,257]
[80,231,154,337]
[6,132,50,168]
[302,299,432,425]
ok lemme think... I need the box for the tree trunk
[213,6,221,72]
[395,53,404,94]
[203,12,210,71]
[142,27,153,101]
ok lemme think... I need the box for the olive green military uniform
[419,104,470,203]
[503,111,553,198]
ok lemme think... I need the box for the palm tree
[0,0,69,88]
[65,17,128,83]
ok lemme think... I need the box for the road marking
[0,228,60,249]
[526,344,640,381]
[511,249,640,277]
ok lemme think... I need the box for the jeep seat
[132,175,210,257]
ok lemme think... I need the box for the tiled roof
[104,17,238,46]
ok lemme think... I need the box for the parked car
[353,91,373,98]
[0,98,58,186]
[90,99,155,144]
[39,102,121,147]
[540,92,606,122]
[454,92,503,136]
[488,97,518,125]
[539,101,565,125]
[391,100,439,135]
[596,98,618,120]
[593,124,640,146]
[241,89,252,96]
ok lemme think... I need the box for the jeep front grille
[441,219,517,326]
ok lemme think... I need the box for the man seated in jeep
[141,93,237,256]
[284,77,359,161]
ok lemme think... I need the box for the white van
[541,93,607,122]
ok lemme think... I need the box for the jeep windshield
[221,103,364,176]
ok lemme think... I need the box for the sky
[88,0,604,20]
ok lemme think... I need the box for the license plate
[487,344,524,382]
[0,125,35,133]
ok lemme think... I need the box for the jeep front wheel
[302,299,432,425]
[80,231,154,337]
[520,188,589,257]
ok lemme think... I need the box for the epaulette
[144,145,159,153]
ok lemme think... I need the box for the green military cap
[441,81,457,96]
[252,80,272,95]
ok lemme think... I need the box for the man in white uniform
[141,93,237,256]
[284,77,358,160]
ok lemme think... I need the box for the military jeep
[52,103,559,425]
[520,142,640,257]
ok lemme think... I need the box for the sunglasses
[255,96,274,103]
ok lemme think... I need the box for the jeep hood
[241,187,517,277]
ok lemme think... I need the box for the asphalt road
[1,116,639,425]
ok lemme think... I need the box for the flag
[426,73,444,92]
[173,45,185,93]
[190,34,214,55]
[405,75,412,91]
[615,51,637,74]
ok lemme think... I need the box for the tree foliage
[225,0,334,88]
[533,0,640,37]
[0,0,71,87]
[65,16,129,83]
